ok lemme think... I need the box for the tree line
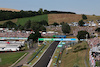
[0,20,47,32]
[0,8,76,21]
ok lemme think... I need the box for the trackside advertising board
[38,38,78,41]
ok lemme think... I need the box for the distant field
[48,14,82,24]
[48,14,100,24]
[0,52,25,67]
[16,14,48,26]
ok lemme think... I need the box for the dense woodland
[0,8,76,21]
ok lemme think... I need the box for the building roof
[92,46,100,53]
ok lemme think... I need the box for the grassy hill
[0,14,100,25]
[16,14,48,25]
[0,14,48,26]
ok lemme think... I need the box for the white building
[92,46,100,53]
[83,23,89,26]
[4,45,19,51]
[42,32,46,35]
[72,22,78,26]
[96,20,100,23]
[68,23,73,26]
[47,31,55,34]
[89,21,97,26]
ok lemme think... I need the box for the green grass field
[0,52,26,67]
[16,14,48,26]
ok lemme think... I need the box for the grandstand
[0,28,33,51]
[73,26,97,36]
[87,37,100,48]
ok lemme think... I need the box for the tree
[44,9,49,14]
[77,31,90,40]
[78,20,85,26]
[31,21,47,32]
[24,20,31,29]
[60,22,65,25]
[0,24,3,28]
[3,21,17,28]
[82,14,87,20]
[35,31,41,40]
[39,25,46,32]
[38,8,43,15]
[93,14,95,16]
[28,31,41,42]
[62,23,71,34]
[39,20,48,26]
[31,22,40,32]
[17,24,24,30]
[52,22,59,26]
[95,28,100,32]
[28,33,35,41]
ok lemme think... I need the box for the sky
[0,0,100,15]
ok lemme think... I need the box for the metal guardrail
[55,48,64,66]
[55,53,60,64]
[27,45,45,64]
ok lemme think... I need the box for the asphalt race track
[33,41,59,67]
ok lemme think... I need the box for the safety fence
[27,45,45,64]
